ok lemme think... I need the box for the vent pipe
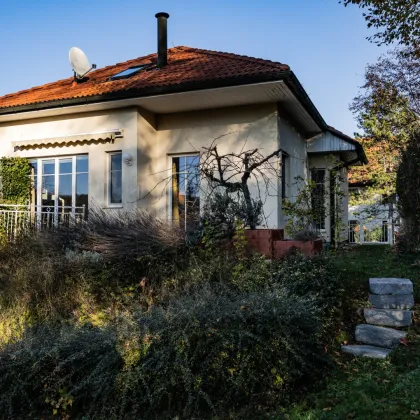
[155,12,169,68]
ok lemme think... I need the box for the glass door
[29,155,88,226]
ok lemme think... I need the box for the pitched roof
[0,46,290,110]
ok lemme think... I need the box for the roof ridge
[173,46,290,70]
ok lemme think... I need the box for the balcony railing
[0,204,86,242]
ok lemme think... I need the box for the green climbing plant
[0,157,31,204]
[283,164,346,247]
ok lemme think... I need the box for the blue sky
[0,0,387,136]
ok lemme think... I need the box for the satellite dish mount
[69,47,97,81]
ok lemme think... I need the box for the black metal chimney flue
[155,12,169,68]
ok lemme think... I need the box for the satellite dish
[69,47,96,79]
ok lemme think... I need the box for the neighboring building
[347,139,399,245]
[348,184,399,245]
[0,13,366,244]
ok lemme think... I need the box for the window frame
[281,152,289,200]
[169,153,201,231]
[108,151,123,206]
[310,168,327,231]
[28,155,88,216]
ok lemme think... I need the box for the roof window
[110,64,152,81]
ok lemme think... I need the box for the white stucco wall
[0,103,281,227]
[137,103,280,227]
[0,108,139,209]
[0,101,352,235]
[277,111,308,229]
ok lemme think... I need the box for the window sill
[102,205,123,209]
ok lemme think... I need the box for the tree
[144,137,282,231]
[200,143,281,229]
[396,130,420,252]
[342,0,420,53]
[349,47,420,221]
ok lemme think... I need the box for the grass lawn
[281,245,420,420]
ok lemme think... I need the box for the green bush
[0,157,31,204]
[0,325,122,419]
[0,210,344,418]
[0,284,330,419]
[273,254,343,337]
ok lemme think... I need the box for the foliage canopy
[342,0,420,53]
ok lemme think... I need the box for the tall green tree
[342,0,420,53]
[349,47,420,220]
[396,130,420,252]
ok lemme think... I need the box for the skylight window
[110,64,152,81]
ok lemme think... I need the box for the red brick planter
[272,239,323,259]
[245,229,322,259]
[244,229,284,258]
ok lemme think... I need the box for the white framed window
[28,155,88,225]
[170,154,200,231]
[29,155,88,212]
[109,152,122,205]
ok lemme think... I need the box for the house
[0,13,366,244]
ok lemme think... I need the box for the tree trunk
[242,183,256,229]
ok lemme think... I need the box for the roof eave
[327,127,368,165]
[0,70,328,133]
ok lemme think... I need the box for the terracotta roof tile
[0,46,290,110]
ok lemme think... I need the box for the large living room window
[171,155,200,231]
[29,155,88,219]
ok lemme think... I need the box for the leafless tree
[199,140,282,229]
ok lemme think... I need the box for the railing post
[359,220,365,244]
[13,205,18,242]
[388,219,393,245]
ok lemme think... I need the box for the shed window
[311,169,326,230]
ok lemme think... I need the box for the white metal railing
[348,219,399,245]
[0,204,86,241]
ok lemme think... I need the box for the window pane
[42,175,55,207]
[76,173,89,208]
[43,160,55,175]
[58,174,72,207]
[111,154,122,171]
[76,155,89,173]
[29,160,38,176]
[172,155,200,230]
[311,169,326,230]
[59,159,72,175]
[186,155,199,170]
[110,171,122,204]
